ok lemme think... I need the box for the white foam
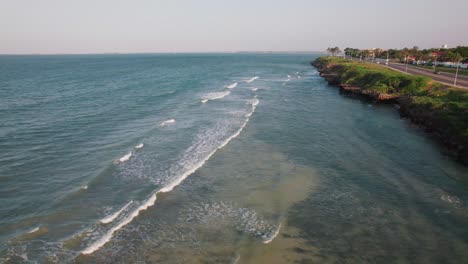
[185,201,275,243]
[262,223,281,244]
[246,76,259,83]
[298,76,301,79]
[160,119,176,126]
[118,152,132,163]
[81,99,260,255]
[135,143,144,149]
[440,194,462,205]
[201,91,231,103]
[233,254,241,264]
[160,124,245,192]
[251,88,258,91]
[81,195,157,255]
[27,227,40,234]
[227,82,238,89]
[99,201,133,224]
[251,98,259,108]
[160,98,259,193]
[80,185,88,190]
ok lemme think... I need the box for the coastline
[311,56,468,165]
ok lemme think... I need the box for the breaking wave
[80,98,260,255]
[262,223,281,244]
[81,195,157,255]
[135,143,144,149]
[246,76,259,83]
[227,83,238,89]
[160,119,176,126]
[201,91,231,103]
[117,152,132,163]
[27,227,40,234]
[99,201,133,224]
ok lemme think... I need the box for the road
[348,57,468,89]
[387,62,468,89]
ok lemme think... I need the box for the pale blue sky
[1,0,467,54]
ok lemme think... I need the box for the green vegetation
[342,46,468,68]
[326,47,341,57]
[315,56,430,95]
[412,87,468,136]
[314,56,468,144]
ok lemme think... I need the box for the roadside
[411,64,468,76]
[347,57,468,89]
[387,63,468,89]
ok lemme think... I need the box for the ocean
[0,53,467,263]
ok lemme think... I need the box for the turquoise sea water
[0,54,467,263]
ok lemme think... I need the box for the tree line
[327,46,467,64]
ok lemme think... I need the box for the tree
[326,46,341,57]
[362,49,372,59]
[454,46,468,56]
[344,48,350,58]
[334,47,341,56]
[447,52,463,64]
[374,48,384,58]
[344,48,360,58]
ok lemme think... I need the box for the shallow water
[0,54,467,263]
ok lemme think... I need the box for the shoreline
[311,57,468,165]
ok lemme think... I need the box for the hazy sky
[1,0,467,54]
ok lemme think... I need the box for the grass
[411,87,468,138]
[315,57,430,95]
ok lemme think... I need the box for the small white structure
[442,44,448,49]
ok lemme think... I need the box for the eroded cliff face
[312,60,400,103]
[398,97,468,164]
[312,59,468,165]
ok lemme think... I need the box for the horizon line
[0,51,326,56]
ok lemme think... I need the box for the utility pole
[433,49,440,73]
[405,55,409,73]
[454,58,465,87]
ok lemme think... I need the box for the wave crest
[227,83,238,89]
[201,91,231,103]
[160,119,176,126]
[246,76,259,83]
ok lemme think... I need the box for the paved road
[348,57,468,89]
[387,63,468,89]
